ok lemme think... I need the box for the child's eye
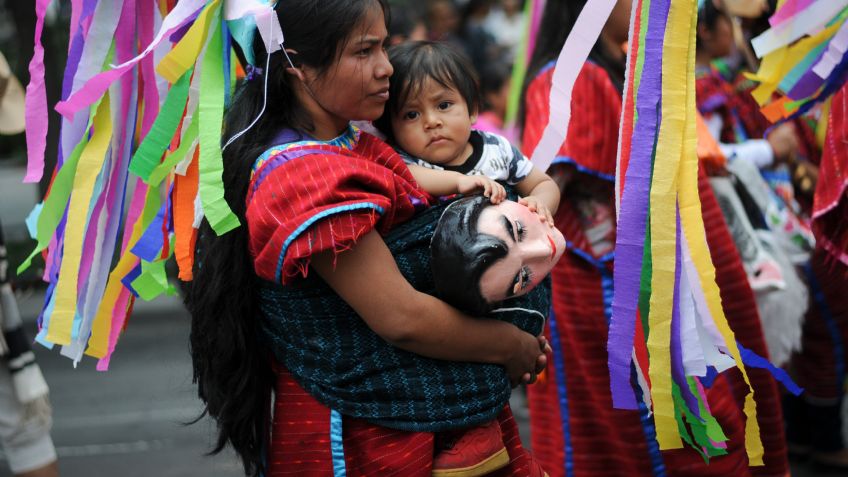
[520,267,534,290]
[403,111,420,120]
[438,101,453,110]
[357,48,370,56]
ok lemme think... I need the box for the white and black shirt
[400,130,534,186]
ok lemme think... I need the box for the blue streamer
[737,342,803,396]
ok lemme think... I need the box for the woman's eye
[403,111,419,120]
[516,221,526,241]
[438,101,452,110]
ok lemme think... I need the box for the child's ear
[469,107,478,124]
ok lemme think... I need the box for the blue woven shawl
[258,198,550,432]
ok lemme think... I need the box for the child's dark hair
[374,41,481,141]
[184,1,388,476]
[696,0,730,50]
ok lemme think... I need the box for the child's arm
[408,163,506,203]
[515,167,561,225]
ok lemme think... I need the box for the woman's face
[300,6,394,133]
[477,201,566,303]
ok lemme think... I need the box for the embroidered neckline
[252,124,361,177]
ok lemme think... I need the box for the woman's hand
[519,195,555,227]
[504,332,550,387]
[457,175,506,204]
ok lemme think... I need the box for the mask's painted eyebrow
[501,215,516,243]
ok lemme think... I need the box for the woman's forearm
[310,231,539,370]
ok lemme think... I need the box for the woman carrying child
[187,1,556,476]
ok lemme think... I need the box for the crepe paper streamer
[752,2,848,58]
[173,149,200,281]
[156,0,220,83]
[47,95,113,346]
[23,0,52,183]
[614,0,645,207]
[737,343,804,396]
[813,20,848,79]
[504,0,537,128]
[609,0,664,411]
[678,15,764,467]
[722,0,768,18]
[54,0,206,119]
[149,114,199,186]
[770,0,814,27]
[816,96,832,148]
[644,0,694,449]
[528,0,617,173]
[129,69,193,181]
[198,9,240,236]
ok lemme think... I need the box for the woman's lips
[548,235,557,260]
[373,90,389,101]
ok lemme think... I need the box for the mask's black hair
[374,40,480,141]
[430,196,508,316]
[184,1,388,476]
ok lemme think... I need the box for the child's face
[391,77,477,166]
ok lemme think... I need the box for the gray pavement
[2,292,241,477]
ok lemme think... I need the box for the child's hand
[457,175,506,204]
[519,195,555,227]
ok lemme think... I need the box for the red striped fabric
[268,367,543,476]
[246,132,432,284]
[813,83,848,263]
[523,63,622,179]
[522,62,788,477]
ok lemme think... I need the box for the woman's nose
[375,49,393,79]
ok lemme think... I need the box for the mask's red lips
[548,235,557,261]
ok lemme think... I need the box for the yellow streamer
[680,3,765,466]
[156,0,221,83]
[746,20,844,105]
[85,187,152,358]
[647,0,692,451]
[47,95,113,346]
[817,96,832,149]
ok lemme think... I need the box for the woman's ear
[284,49,305,81]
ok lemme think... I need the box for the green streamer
[129,68,193,182]
[504,0,535,127]
[17,110,98,274]
[147,112,199,186]
[198,7,240,235]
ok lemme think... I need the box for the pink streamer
[24,0,52,183]
[53,0,206,119]
[769,0,814,27]
[526,0,546,64]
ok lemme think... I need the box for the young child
[375,40,559,477]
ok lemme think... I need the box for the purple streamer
[608,0,671,410]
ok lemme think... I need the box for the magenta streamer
[23,0,52,183]
[607,0,670,410]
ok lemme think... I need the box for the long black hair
[518,0,627,133]
[430,196,508,315]
[374,41,480,141]
[183,1,388,475]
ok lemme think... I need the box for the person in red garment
[519,0,789,476]
[785,82,848,471]
[185,1,554,476]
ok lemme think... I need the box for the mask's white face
[477,200,566,303]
